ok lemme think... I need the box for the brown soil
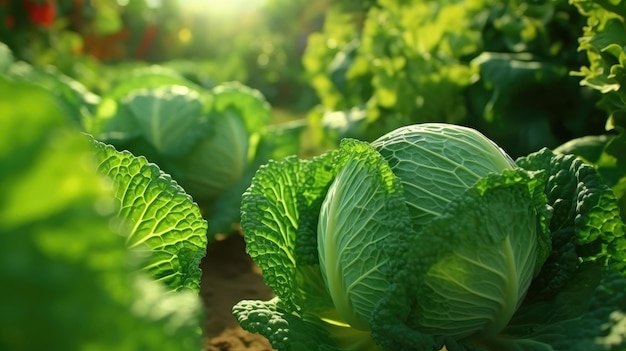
[200,233,276,351]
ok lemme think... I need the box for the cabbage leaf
[92,140,208,292]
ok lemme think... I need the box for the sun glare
[179,0,265,15]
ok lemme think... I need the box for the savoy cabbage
[234,123,626,351]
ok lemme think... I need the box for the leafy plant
[0,76,207,350]
[234,123,626,350]
[86,66,304,235]
[564,0,626,220]
[303,0,605,157]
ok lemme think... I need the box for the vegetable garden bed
[2,0,626,349]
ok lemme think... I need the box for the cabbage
[234,123,626,351]
[86,69,304,235]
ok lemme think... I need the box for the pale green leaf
[93,140,208,292]
[318,139,411,330]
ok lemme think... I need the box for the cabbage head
[234,123,626,351]
[85,70,305,235]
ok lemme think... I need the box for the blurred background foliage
[0,0,324,111]
[304,0,606,157]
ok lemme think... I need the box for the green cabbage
[235,123,626,351]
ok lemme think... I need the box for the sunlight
[179,0,265,15]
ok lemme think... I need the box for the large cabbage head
[87,76,272,205]
[317,123,550,337]
[236,122,626,351]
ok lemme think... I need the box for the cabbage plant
[234,123,626,350]
[84,66,304,235]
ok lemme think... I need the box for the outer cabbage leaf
[461,262,626,351]
[211,81,272,134]
[371,169,551,350]
[554,134,626,221]
[460,147,626,351]
[86,66,206,140]
[234,297,383,351]
[240,151,341,314]
[0,77,203,350]
[554,134,614,165]
[516,148,626,286]
[318,139,412,330]
[102,65,204,102]
[234,297,339,351]
[93,140,208,292]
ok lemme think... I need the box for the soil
[200,233,276,351]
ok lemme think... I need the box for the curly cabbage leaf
[92,140,208,292]
[240,150,341,315]
[234,297,383,351]
[234,297,339,351]
[517,148,626,281]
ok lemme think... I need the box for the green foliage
[304,0,604,157]
[565,0,626,222]
[0,77,204,350]
[572,0,626,121]
[234,123,626,350]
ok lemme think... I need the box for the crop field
[1,1,625,351]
